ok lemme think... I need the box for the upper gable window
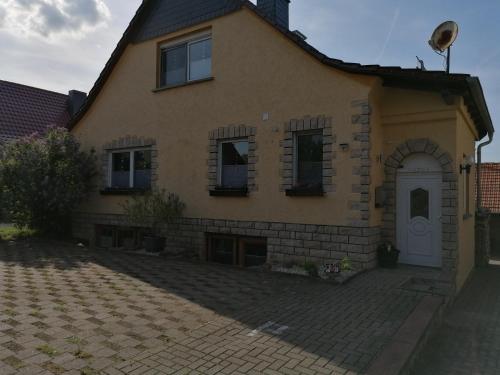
[159,35,212,87]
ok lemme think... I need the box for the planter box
[377,248,400,268]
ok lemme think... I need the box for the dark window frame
[289,130,324,195]
[217,138,249,190]
[159,35,212,88]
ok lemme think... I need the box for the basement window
[207,235,267,268]
[159,35,212,87]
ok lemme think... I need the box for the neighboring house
[0,80,86,143]
[479,163,500,257]
[69,0,494,295]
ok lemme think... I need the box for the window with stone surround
[109,149,152,189]
[218,139,249,189]
[101,137,158,194]
[294,130,323,190]
[208,125,257,196]
[281,115,335,196]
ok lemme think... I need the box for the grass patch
[36,344,58,357]
[0,225,36,241]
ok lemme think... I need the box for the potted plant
[121,190,185,253]
[377,242,400,268]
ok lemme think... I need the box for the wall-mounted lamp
[339,143,349,151]
[460,155,475,175]
[460,164,471,174]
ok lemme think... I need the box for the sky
[0,0,499,160]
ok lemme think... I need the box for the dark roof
[0,80,70,143]
[480,163,500,214]
[68,0,494,140]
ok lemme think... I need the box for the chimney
[257,0,290,29]
[67,90,87,117]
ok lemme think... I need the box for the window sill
[153,77,214,92]
[286,187,325,197]
[209,188,248,197]
[100,188,150,196]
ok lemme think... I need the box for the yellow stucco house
[69,0,494,295]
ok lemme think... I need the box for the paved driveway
[411,265,500,375]
[0,241,425,375]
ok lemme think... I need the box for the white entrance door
[396,156,442,267]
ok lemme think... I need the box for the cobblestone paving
[0,241,425,374]
[411,265,500,375]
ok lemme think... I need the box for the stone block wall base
[72,213,381,270]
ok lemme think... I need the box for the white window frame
[160,33,212,86]
[217,138,249,187]
[108,148,152,189]
[293,130,323,186]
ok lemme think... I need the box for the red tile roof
[0,80,70,143]
[480,163,500,214]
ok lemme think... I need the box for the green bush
[340,257,353,271]
[121,189,186,236]
[0,128,97,235]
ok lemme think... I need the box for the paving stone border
[100,136,159,189]
[207,125,257,192]
[383,138,458,284]
[72,213,381,270]
[279,115,336,193]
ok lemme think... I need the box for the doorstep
[366,295,444,375]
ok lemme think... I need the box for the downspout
[476,132,494,211]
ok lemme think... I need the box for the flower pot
[144,236,166,253]
[377,247,400,268]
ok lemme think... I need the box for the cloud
[0,0,110,39]
[0,6,5,27]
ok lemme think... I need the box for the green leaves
[121,190,186,235]
[0,127,97,234]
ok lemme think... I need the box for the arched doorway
[396,153,443,267]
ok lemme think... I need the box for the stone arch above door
[382,138,458,278]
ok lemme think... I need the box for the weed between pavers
[36,344,58,357]
[81,368,98,375]
[66,336,83,345]
[74,349,92,359]
[3,355,25,369]
[42,361,65,375]
[2,309,18,317]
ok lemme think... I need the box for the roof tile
[0,80,70,143]
[480,163,500,214]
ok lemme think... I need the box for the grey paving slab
[0,240,426,374]
[411,266,500,375]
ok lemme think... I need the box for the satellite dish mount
[428,21,459,74]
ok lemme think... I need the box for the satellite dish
[429,21,459,52]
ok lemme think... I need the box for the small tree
[0,127,97,234]
[121,190,186,236]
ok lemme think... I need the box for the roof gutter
[477,133,494,212]
[465,77,495,212]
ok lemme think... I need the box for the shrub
[0,128,97,234]
[121,189,186,236]
[340,257,353,272]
